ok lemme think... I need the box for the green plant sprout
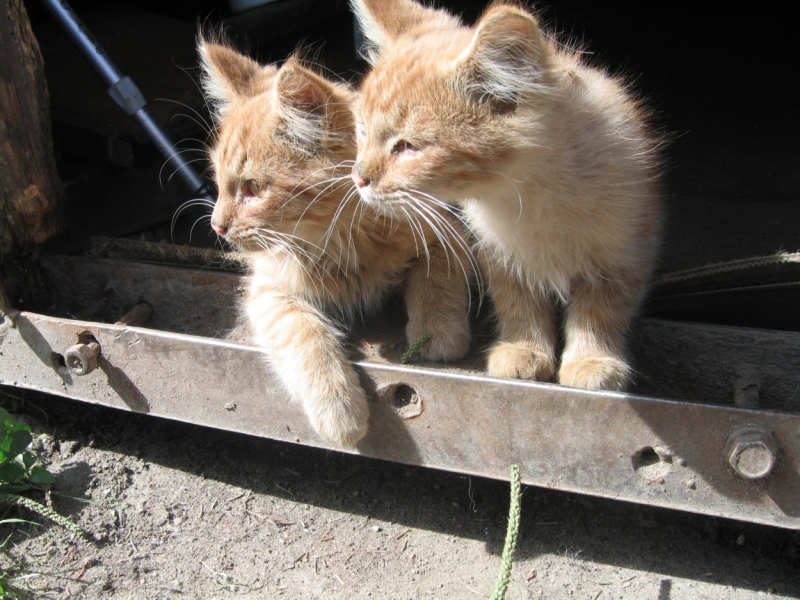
[0,407,83,539]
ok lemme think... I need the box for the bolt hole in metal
[78,331,99,345]
[377,383,424,420]
[63,331,102,376]
[632,446,672,480]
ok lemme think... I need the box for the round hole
[632,446,671,480]
[377,383,425,420]
[391,384,417,409]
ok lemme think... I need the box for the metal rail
[2,264,800,528]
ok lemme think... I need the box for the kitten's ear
[198,38,276,117]
[274,63,354,148]
[350,0,457,63]
[454,7,553,112]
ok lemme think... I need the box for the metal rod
[39,0,212,199]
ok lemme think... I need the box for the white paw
[304,386,370,447]
[558,355,631,391]
[487,342,555,381]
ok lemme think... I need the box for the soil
[1,389,799,599]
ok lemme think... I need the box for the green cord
[0,494,85,539]
[491,465,522,600]
[400,334,431,364]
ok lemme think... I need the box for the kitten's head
[199,38,356,251]
[350,0,559,208]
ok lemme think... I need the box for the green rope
[400,334,431,364]
[0,494,85,539]
[491,465,522,600]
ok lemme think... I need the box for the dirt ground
[0,389,798,599]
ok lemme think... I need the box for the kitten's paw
[559,355,631,391]
[487,342,555,381]
[405,317,471,362]
[305,387,370,447]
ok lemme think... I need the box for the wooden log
[0,0,62,265]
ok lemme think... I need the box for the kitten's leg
[248,281,369,447]
[403,240,471,361]
[559,271,644,391]
[485,262,557,380]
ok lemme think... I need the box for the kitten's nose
[211,221,227,236]
[352,163,370,189]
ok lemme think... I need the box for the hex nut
[64,342,101,376]
[725,426,778,480]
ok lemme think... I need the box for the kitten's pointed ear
[274,63,354,149]
[454,7,553,111]
[350,0,457,63]
[198,39,276,117]
[275,65,331,115]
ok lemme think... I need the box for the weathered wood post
[1,0,63,264]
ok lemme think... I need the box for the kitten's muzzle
[352,163,370,189]
[210,220,228,236]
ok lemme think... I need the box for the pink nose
[351,164,370,189]
[211,221,227,236]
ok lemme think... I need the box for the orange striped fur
[350,0,662,390]
[199,39,473,445]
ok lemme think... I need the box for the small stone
[678,458,688,467]
[371,525,382,532]
[685,480,696,490]
[736,534,746,546]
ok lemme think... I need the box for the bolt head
[726,426,778,480]
[64,342,100,376]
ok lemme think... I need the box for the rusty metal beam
[2,308,800,529]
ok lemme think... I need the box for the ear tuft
[455,7,553,111]
[198,38,275,118]
[350,0,459,64]
[275,66,328,115]
[274,63,354,152]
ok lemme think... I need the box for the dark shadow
[14,315,73,386]
[658,578,672,600]
[355,369,423,466]
[98,357,150,413]
[51,461,94,521]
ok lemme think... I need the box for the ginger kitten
[199,40,473,445]
[350,0,662,391]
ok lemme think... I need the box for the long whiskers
[397,189,485,307]
[171,197,216,243]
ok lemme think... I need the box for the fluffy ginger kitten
[350,0,662,390]
[199,40,473,445]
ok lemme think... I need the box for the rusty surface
[26,254,800,412]
[2,309,800,529]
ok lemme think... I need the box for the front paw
[405,317,471,362]
[559,355,631,391]
[304,386,370,447]
[487,342,555,381]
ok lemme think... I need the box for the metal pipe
[38,0,212,199]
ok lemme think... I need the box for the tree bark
[1,0,63,265]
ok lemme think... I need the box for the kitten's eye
[391,140,418,155]
[241,179,263,199]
